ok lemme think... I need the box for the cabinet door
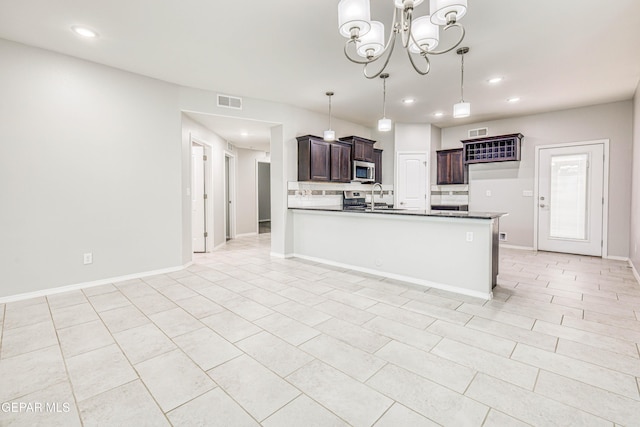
[450,149,467,184]
[436,151,451,185]
[354,141,374,162]
[373,149,382,183]
[331,143,352,182]
[309,139,330,181]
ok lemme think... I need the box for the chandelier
[337,0,467,78]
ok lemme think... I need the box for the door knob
[539,204,546,208]
[400,201,405,205]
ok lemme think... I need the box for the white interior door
[396,152,427,210]
[192,144,206,252]
[537,143,604,256]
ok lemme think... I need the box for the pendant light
[453,46,470,118]
[378,73,392,132]
[323,91,336,141]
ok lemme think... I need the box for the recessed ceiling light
[507,97,521,103]
[240,131,249,137]
[488,77,503,84]
[433,112,444,117]
[402,98,416,105]
[71,26,98,38]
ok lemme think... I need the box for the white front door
[396,152,428,210]
[537,143,604,256]
[192,144,206,252]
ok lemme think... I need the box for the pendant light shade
[430,0,468,25]
[356,21,385,58]
[377,118,392,132]
[338,0,371,38]
[453,102,470,118]
[324,91,336,141]
[408,15,440,53]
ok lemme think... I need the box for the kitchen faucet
[371,183,383,211]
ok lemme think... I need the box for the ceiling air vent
[217,94,243,110]
[468,127,489,138]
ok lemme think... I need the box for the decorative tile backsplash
[288,182,394,208]
[430,184,469,206]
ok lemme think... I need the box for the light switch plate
[522,190,533,197]
[466,232,474,242]
[83,253,93,265]
[485,190,492,197]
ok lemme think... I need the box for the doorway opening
[224,151,236,241]
[257,161,271,234]
[191,141,212,253]
[534,140,609,257]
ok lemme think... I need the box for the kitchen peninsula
[289,207,504,300]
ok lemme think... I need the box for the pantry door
[396,152,428,210]
[537,142,606,256]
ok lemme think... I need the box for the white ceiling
[185,112,275,152]
[1,0,639,133]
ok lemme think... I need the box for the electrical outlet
[466,232,474,242]
[83,253,93,265]
[485,190,492,197]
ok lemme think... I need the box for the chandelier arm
[424,23,466,56]
[362,31,399,79]
[407,50,431,75]
[400,8,413,48]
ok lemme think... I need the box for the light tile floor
[1,235,639,426]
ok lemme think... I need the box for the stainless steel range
[342,191,367,210]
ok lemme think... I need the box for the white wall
[441,101,633,257]
[236,148,269,235]
[0,39,182,297]
[630,84,640,272]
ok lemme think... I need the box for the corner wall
[630,84,640,273]
[441,101,633,257]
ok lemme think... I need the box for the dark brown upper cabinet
[373,148,383,184]
[339,136,376,163]
[297,135,351,183]
[437,148,468,185]
[461,133,523,164]
[330,141,352,182]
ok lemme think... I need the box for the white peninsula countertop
[289,207,506,300]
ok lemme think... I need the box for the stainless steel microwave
[353,160,375,183]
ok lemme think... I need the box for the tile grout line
[44,297,84,426]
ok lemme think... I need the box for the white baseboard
[629,259,640,285]
[270,252,293,259]
[499,244,534,251]
[0,262,192,304]
[604,255,629,262]
[235,232,258,238]
[292,253,492,300]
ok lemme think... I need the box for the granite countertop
[289,206,506,220]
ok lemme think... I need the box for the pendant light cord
[328,94,332,129]
[382,77,387,118]
[460,53,465,102]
